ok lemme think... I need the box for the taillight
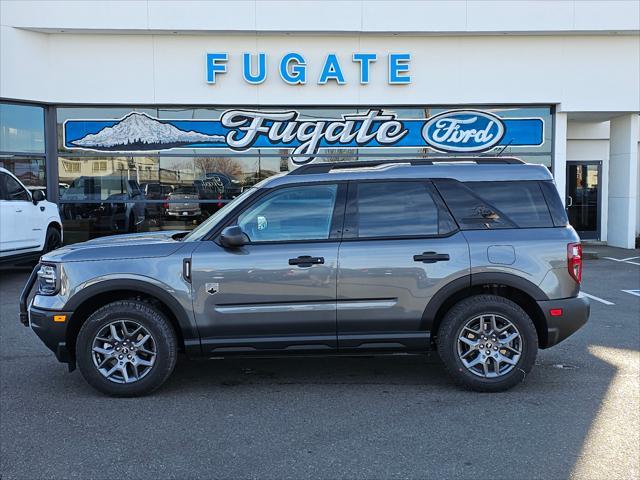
[567,242,582,284]
[163,202,169,210]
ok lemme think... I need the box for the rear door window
[346,181,456,238]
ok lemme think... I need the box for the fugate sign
[64,109,544,165]
[206,52,412,85]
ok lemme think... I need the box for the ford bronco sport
[21,158,589,396]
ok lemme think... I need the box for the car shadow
[153,346,620,478]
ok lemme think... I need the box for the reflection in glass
[0,103,45,153]
[0,156,46,187]
[55,105,554,243]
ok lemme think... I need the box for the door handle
[288,256,325,267]
[413,252,450,263]
[567,195,573,207]
[15,209,22,213]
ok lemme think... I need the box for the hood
[42,230,189,263]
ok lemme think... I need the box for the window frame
[342,179,459,242]
[210,181,348,245]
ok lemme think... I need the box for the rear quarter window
[464,181,553,228]
[434,180,554,229]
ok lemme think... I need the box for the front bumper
[537,293,590,348]
[29,306,73,363]
[19,264,73,364]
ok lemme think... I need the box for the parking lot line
[603,256,640,266]
[582,292,615,305]
[622,289,640,298]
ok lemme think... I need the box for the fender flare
[64,278,200,345]
[422,272,549,331]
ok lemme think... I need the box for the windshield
[182,187,257,241]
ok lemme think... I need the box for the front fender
[63,274,200,347]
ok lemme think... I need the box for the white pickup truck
[0,167,62,264]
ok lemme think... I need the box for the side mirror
[32,189,45,204]
[219,225,248,248]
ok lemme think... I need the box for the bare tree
[194,157,243,178]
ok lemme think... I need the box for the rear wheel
[76,300,177,396]
[437,295,538,392]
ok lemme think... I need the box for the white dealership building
[1,1,639,247]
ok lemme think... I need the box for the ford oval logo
[422,110,505,153]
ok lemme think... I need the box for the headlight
[36,264,58,295]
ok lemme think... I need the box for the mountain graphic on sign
[71,112,225,150]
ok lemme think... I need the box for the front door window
[237,184,338,242]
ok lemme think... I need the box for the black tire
[76,300,177,397]
[437,295,538,392]
[43,226,62,254]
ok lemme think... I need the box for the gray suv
[21,158,589,396]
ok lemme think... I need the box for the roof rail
[287,157,525,175]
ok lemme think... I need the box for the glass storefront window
[56,154,263,243]
[0,156,45,187]
[55,105,554,244]
[0,103,45,154]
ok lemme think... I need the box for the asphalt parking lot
[1,246,639,480]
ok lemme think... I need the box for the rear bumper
[537,293,590,348]
[166,211,200,217]
[28,306,73,364]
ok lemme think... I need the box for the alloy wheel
[456,314,523,378]
[91,320,157,384]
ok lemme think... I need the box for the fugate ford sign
[206,53,412,85]
[64,109,544,165]
[423,110,506,152]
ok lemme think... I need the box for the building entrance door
[566,161,601,239]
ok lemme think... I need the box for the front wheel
[437,295,538,392]
[76,300,177,396]
[43,226,62,254]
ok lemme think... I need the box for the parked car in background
[60,175,145,233]
[0,167,62,263]
[194,172,242,217]
[164,185,201,218]
[140,182,173,218]
[21,158,589,396]
[26,183,70,200]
